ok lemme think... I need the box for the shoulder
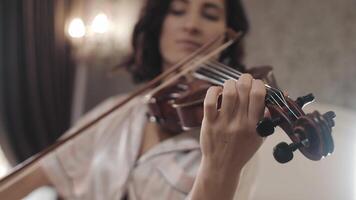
[76,94,129,126]
[59,94,146,141]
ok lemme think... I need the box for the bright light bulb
[91,13,109,34]
[68,18,86,38]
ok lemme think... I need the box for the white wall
[252,103,355,200]
[244,0,356,110]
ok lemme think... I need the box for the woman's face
[160,0,227,70]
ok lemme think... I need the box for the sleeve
[40,95,125,199]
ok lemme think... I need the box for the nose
[183,13,201,34]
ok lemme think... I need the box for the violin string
[212,60,288,107]
[204,61,284,108]
[204,60,299,119]
[194,62,281,109]
[193,65,281,113]
[209,60,299,119]
[209,60,295,117]
[194,67,284,112]
[201,63,237,80]
[193,60,299,119]
[265,84,288,108]
[194,68,226,85]
[209,60,243,76]
[207,60,242,78]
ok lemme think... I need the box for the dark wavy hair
[127,0,249,83]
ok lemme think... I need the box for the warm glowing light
[68,18,86,38]
[91,13,109,34]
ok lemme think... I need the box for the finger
[248,79,266,122]
[236,74,253,119]
[220,79,238,119]
[204,86,223,122]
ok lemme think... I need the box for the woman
[0,0,267,199]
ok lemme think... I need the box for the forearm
[0,164,51,200]
[190,157,242,200]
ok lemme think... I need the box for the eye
[202,11,220,21]
[169,1,187,16]
[201,5,222,21]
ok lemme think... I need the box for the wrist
[190,157,242,200]
[202,156,243,188]
[201,155,244,176]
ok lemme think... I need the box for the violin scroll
[257,92,336,164]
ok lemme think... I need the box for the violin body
[147,66,277,133]
[147,78,209,133]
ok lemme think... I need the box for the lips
[176,39,202,51]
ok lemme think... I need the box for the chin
[175,51,194,61]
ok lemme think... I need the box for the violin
[146,63,335,164]
[145,30,335,164]
[0,29,335,194]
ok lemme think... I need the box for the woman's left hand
[200,74,266,172]
[190,74,267,200]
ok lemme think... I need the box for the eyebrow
[175,0,188,4]
[203,2,223,11]
[173,0,223,13]
[174,0,223,9]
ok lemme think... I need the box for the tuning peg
[323,111,336,127]
[273,141,304,163]
[296,93,315,108]
[256,117,281,137]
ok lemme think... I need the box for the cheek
[203,21,226,41]
[200,21,227,56]
[159,16,186,65]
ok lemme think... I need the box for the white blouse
[40,95,257,200]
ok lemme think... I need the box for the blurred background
[0,0,355,199]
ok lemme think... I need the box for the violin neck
[193,62,276,89]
